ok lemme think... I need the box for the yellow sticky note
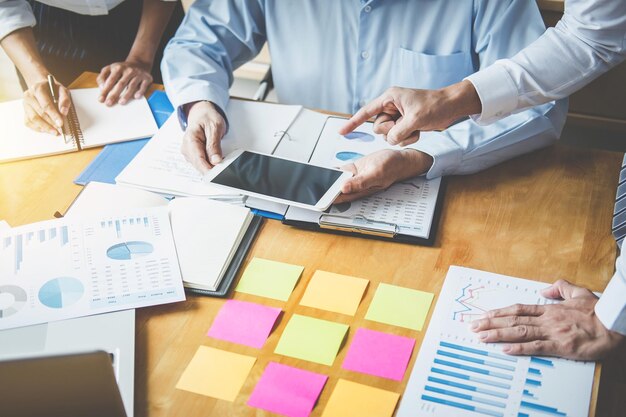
[321,379,399,417]
[365,283,434,331]
[300,270,369,316]
[176,346,256,401]
[236,257,304,301]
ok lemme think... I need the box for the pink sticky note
[342,328,415,381]
[207,299,281,348]
[247,362,328,417]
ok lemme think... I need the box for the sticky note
[207,299,281,348]
[321,379,399,417]
[299,270,369,316]
[235,257,304,301]
[247,362,328,417]
[342,328,415,381]
[175,346,256,401]
[275,314,349,366]
[365,283,434,331]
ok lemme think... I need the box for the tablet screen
[211,151,343,205]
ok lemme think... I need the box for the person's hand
[22,78,70,135]
[338,81,482,146]
[470,279,625,360]
[181,101,227,174]
[97,60,153,106]
[335,149,433,203]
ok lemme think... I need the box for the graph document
[0,207,185,330]
[397,266,595,417]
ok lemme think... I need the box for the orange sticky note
[321,379,400,417]
[176,346,256,401]
[299,270,369,316]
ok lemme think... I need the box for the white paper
[397,266,595,417]
[0,88,157,163]
[0,221,10,232]
[116,100,302,197]
[287,117,442,238]
[169,198,252,290]
[0,206,185,330]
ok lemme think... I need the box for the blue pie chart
[343,131,375,142]
[336,151,364,162]
[107,241,154,261]
[38,277,84,309]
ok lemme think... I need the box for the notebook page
[0,98,76,163]
[72,88,157,147]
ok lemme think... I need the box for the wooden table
[0,73,620,417]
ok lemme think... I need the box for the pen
[47,74,67,142]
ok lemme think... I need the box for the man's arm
[97,0,176,106]
[162,0,266,173]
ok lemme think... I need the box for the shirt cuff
[465,63,519,125]
[595,255,626,336]
[0,8,36,41]
[405,132,463,179]
[167,83,230,130]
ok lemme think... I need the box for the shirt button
[361,51,370,60]
[364,5,372,12]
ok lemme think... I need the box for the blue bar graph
[518,413,530,417]
[437,349,516,372]
[50,228,56,239]
[61,226,68,245]
[440,342,517,363]
[130,218,135,225]
[522,389,535,398]
[39,230,46,242]
[115,220,121,238]
[525,378,541,387]
[4,236,11,248]
[15,234,23,273]
[425,385,506,408]
[434,359,514,380]
[528,368,542,376]
[520,401,567,416]
[143,216,149,227]
[421,395,504,417]
[431,367,511,389]
[530,357,554,367]
[428,377,508,399]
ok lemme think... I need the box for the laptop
[0,350,128,417]
[0,310,135,417]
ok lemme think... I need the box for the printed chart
[0,206,185,330]
[397,267,595,417]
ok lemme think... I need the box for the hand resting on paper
[97,60,153,106]
[335,149,433,203]
[181,101,227,174]
[23,78,70,135]
[470,279,625,360]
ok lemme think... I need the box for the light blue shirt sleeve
[162,0,266,117]
[407,0,568,179]
[0,0,36,41]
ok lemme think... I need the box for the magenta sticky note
[342,328,415,381]
[247,362,328,417]
[207,299,281,348]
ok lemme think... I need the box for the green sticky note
[365,283,434,331]
[235,257,304,301]
[275,314,349,366]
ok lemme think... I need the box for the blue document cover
[74,91,174,185]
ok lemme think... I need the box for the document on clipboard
[283,117,444,245]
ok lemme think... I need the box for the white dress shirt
[0,0,176,41]
[465,0,626,336]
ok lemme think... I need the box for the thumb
[386,115,418,145]
[204,124,224,166]
[540,279,584,300]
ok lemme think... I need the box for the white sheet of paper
[115,100,302,197]
[396,266,595,417]
[0,206,185,330]
[0,88,157,163]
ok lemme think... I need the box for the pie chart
[107,241,154,260]
[0,285,27,318]
[38,277,84,309]
[336,151,364,162]
[343,131,375,142]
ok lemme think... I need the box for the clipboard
[282,178,446,246]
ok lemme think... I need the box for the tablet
[203,150,352,211]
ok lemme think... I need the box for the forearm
[0,27,48,86]
[126,0,176,66]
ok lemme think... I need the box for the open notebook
[67,182,258,293]
[0,88,157,163]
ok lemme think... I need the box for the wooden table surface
[0,72,620,417]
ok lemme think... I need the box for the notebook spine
[63,96,84,151]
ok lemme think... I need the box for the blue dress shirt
[162,0,567,179]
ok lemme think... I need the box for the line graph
[452,284,497,322]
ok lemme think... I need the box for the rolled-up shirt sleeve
[596,253,626,336]
[0,0,35,41]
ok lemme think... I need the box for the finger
[540,279,592,301]
[470,315,539,332]
[181,129,212,174]
[97,65,111,90]
[485,303,545,319]
[477,325,545,344]
[33,87,63,129]
[396,132,421,147]
[57,84,71,116]
[204,121,224,165]
[105,72,133,106]
[338,96,386,135]
[24,103,58,134]
[99,66,124,103]
[134,79,151,99]
[502,340,560,357]
[335,187,381,203]
[118,77,141,105]
[386,115,419,145]
[373,113,395,135]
